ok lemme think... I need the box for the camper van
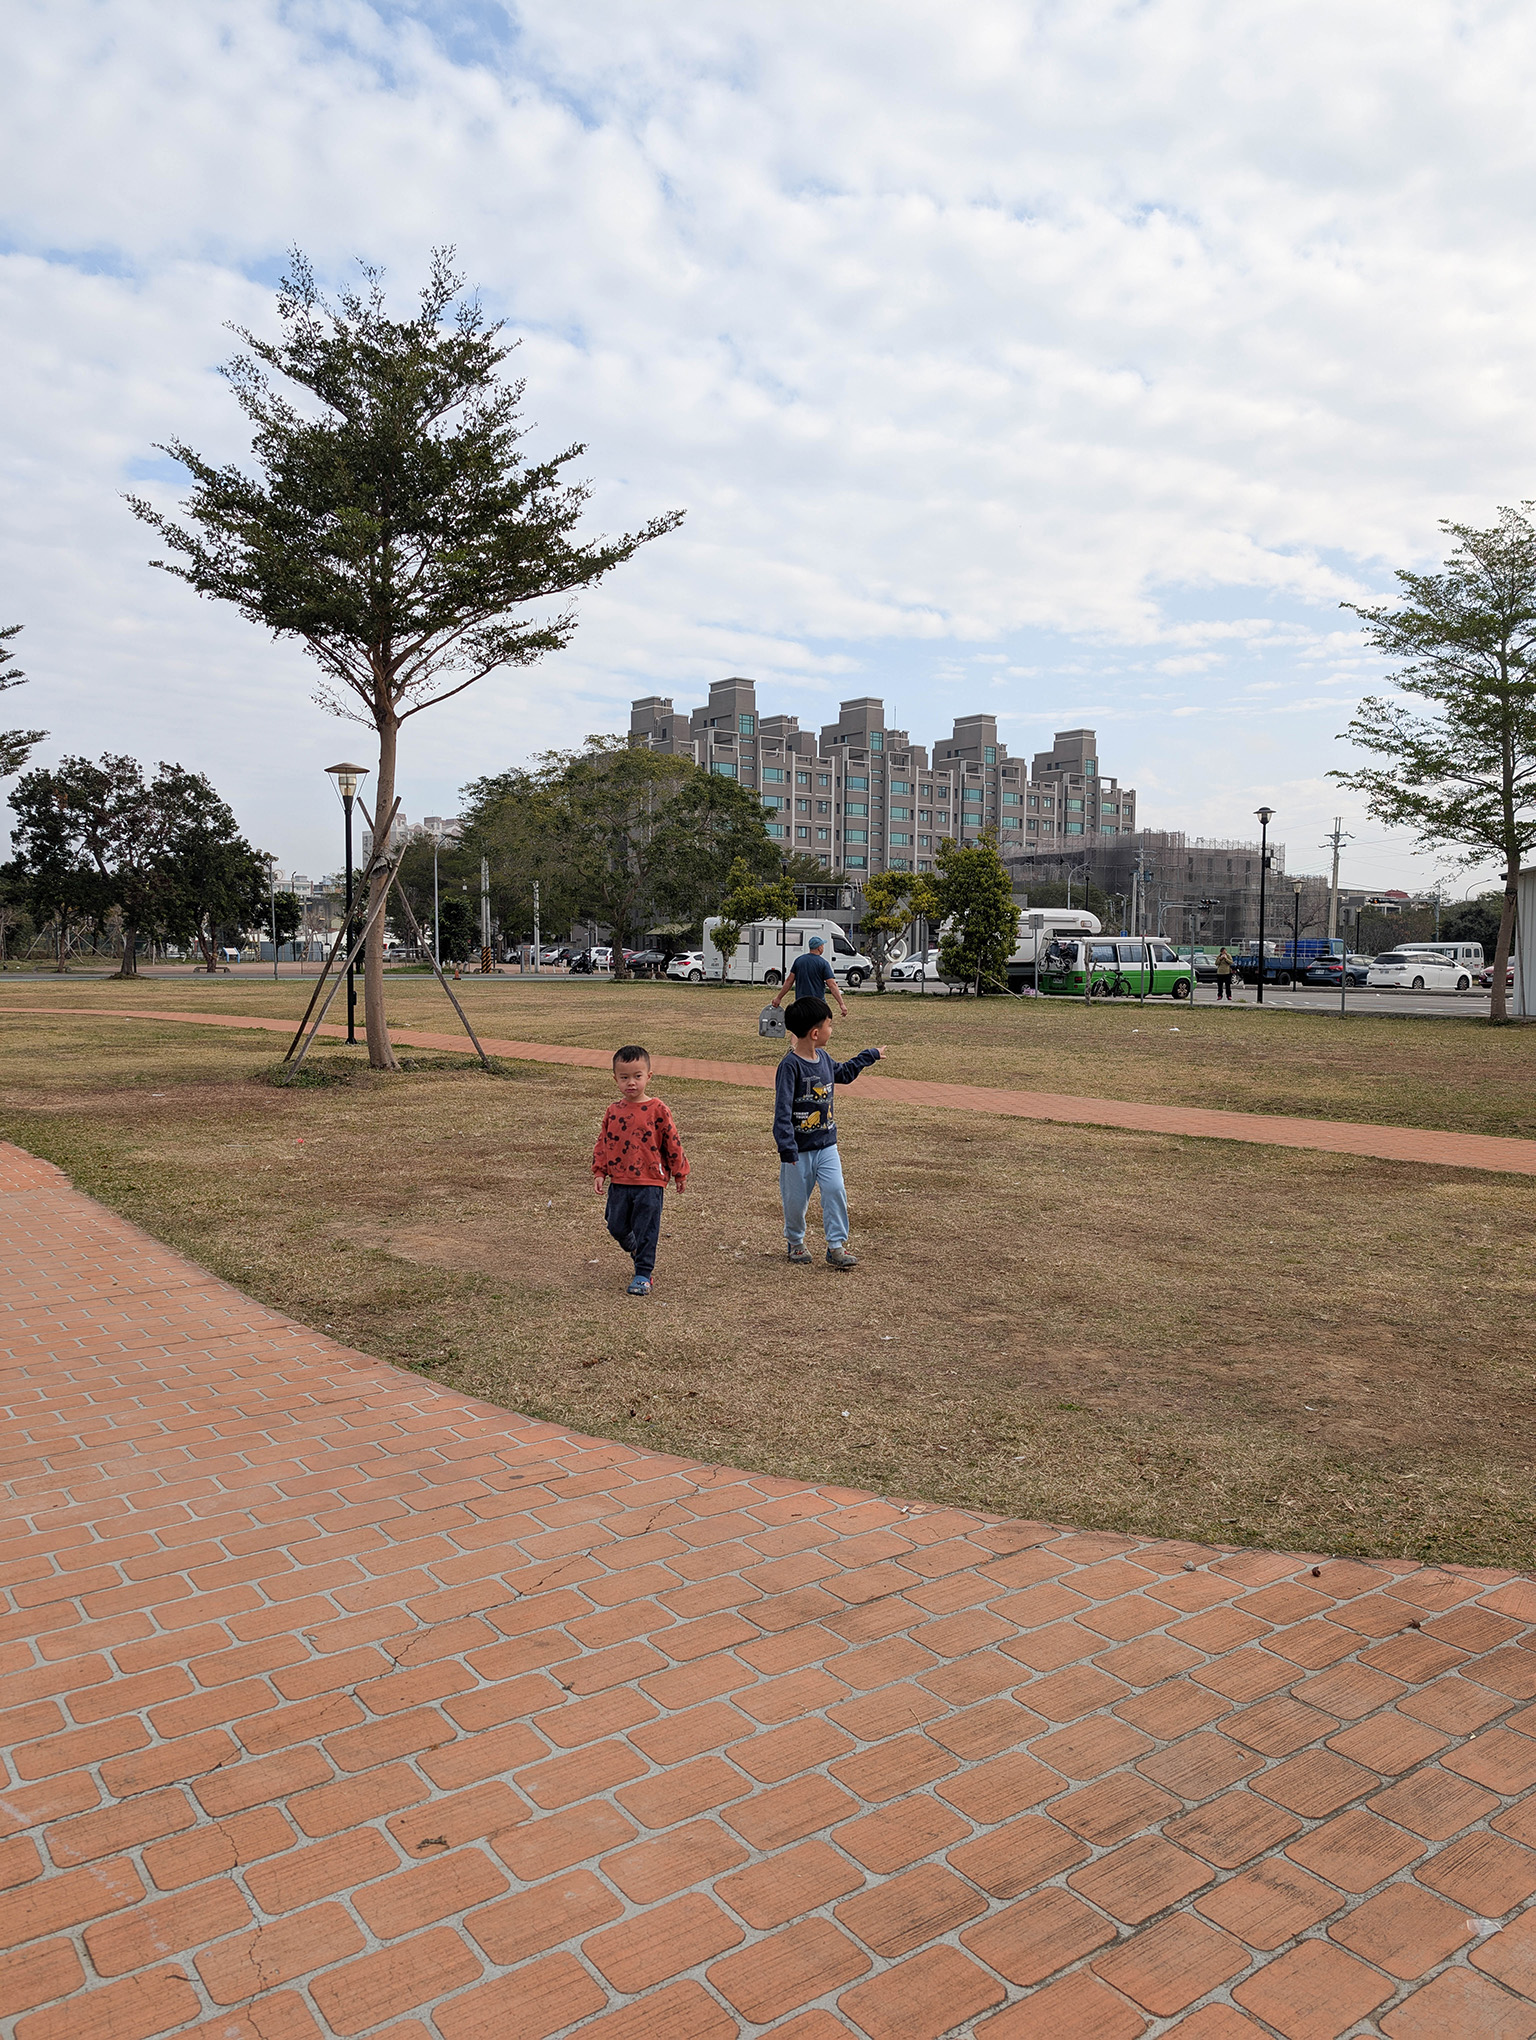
[1005,908,1103,992]
[700,916,877,988]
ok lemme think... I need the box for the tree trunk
[365,717,400,1070]
[116,923,139,979]
[1490,879,1518,1023]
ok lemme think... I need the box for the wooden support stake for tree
[353,797,494,1069]
[281,798,401,1064]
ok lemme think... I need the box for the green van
[1038,937,1193,1001]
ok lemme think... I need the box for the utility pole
[480,856,492,974]
[533,880,541,973]
[1321,818,1351,942]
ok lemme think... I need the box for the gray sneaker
[787,1241,813,1265]
[826,1245,859,1271]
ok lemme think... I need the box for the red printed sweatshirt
[592,1097,690,1187]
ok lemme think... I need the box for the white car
[1365,948,1473,992]
[888,948,943,981]
[666,950,709,982]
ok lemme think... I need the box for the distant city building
[629,677,1136,877]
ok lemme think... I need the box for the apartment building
[629,678,1136,878]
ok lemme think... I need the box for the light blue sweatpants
[780,1146,850,1249]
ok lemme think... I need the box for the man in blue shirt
[769,935,848,1019]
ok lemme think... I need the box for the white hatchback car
[887,948,943,981]
[666,950,710,983]
[1365,948,1474,992]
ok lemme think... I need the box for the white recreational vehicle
[1005,907,1103,991]
[701,916,877,988]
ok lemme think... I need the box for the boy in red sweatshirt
[592,1045,689,1296]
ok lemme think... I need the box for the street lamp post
[431,831,442,971]
[325,763,369,1046]
[1291,883,1302,989]
[267,856,279,981]
[1254,806,1274,1006]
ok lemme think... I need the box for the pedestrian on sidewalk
[592,1045,689,1297]
[774,996,883,1271]
[770,934,848,1019]
[1214,947,1235,1001]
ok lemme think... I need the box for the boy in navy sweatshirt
[773,996,885,1270]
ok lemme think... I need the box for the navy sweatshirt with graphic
[773,1046,881,1162]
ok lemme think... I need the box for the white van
[701,915,877,988]
[1006,907,1103,991]
[1407,941,1484,975]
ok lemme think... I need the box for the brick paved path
[4,1142,1536,2040]
[11,1004,1536,1174]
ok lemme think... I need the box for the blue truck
[1234,938,1344,987]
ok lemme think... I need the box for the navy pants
[606,1183,665,1278]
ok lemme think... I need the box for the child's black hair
[784,996,830,1038]
[613,1045,651,1068]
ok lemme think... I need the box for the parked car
[1302,957,1371,987]
[888,948,943,981]
[537,946,564,965]
[1365,949,1473,992]
[666,950,709,982]
[625,949,668,978]
[1479,962,1515,989]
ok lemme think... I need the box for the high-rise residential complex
[629,678,1136,876]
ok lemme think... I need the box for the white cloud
[4,0,1536,883]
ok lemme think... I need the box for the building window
[963,793,984,808]
[1000,816,1019,831]
[890,858,909,870]
[1028,795,1039,809]
[739,713,755,736]
[921,784,932,798]
[796,798,810,815]
[796,770,810,786]
[1085,758,1096,772]
[846,854,867,868]
[711,762,737,778]
[889,832,910,846]
[817,773,831,789]
[890,780,911,793]
[816,801,831,815]
[846,802,868,817]
[766,822,784,837]
[795,825,810,840]
[848,775,868,790]
[846,829,868,843]
[985,746,996,764]
[761,795,780,809]
[1066,798,1083,811]
[890,807,910,821]
[762,767,784,783]
[1066,820,1084,834]
[870,731,884,751]
[816,828,831,842]
[1027,819,1037,832]
[1002,791,1019,805]
[918,859,932,871]
[1102,825,1117,835]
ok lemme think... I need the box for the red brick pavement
[8,1004,1536,1174]
[4,1138,1536,2039]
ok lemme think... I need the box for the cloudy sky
[5,0,1535,889]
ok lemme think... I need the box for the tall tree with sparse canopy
[128,251,682,1067]
[1333,505,1536,1021]
[1,624,46,779]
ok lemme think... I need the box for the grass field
[3,984,1534,1569]
[4,967,1531,1136]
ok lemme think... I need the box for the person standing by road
[770,934,848,1019]
[1214,947,1235,1001]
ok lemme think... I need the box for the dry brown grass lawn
[3,997,1534,1569]
[4,967,1532,1136]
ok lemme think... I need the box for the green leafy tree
[1441,892,1506,960]
[914,833,1016,995]
[858,870,913,992]
[151,768,267,971]
[0,861,33,967]
[1333,505,1536,1020]
[7,761,113,970]
[542,742,696,977]
[436,892,476,964]
[127,251,681,1064]
[0,624,46,780]
[457,768,585,946]
[647,772,782,930]
[260,889,304,958]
